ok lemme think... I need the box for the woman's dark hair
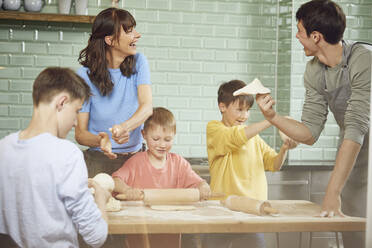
[296,0,345,44]
[78,8,137,96]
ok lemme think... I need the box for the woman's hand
[110,123,130,144]
[98,132,117,159]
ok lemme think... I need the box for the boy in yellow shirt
[205,79,297,248]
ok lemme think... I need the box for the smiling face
[109,26,141,58]
[295,21,318,57]
[57,97,83,139]
[220,99,250,127]
[143,124,175,161]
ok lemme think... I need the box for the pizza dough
[106,197,122,212]
[150,205,197,211]
[233,78,271,96]
[92,173,115,193]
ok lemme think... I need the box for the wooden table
[108,200,365,234]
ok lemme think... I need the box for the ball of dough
[92,173,115,192]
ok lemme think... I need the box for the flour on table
[150,205,196,211]
[106,197,121,212]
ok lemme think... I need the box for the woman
[76,7,152,177]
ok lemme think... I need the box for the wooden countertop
[108,200,365,234]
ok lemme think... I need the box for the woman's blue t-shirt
[77,53,151,153]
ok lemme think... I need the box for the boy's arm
[207,121,271,156]
[243,120,272,140]
[88,179,110,222]
[59,149,108,248]
[113,177,143,200]
[273,131,298,170]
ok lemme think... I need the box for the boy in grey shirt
[0,67,110,248]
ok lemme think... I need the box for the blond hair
[144,107,176,133]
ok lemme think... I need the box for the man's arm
[256,94,315,144]
[321,139,361,217]
[322,47,371,217]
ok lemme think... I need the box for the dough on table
[106,197,122,212]
[233,78,271,96]
[150,205,197,211]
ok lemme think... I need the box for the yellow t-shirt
[206,120,278,200]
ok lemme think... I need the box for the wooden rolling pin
[221,195,279,216]
[116,188,224,205]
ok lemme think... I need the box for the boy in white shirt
[0,67,110,248]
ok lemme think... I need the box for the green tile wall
[0,0,371,160]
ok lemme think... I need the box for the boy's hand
[256,94,276,121]
[110,123,130,144]
[198,181,211,201]
[282,139,298,149]
[123,188,144,201]
[98,132,117,159]
[88,178,111,203]
[279,130,298,149]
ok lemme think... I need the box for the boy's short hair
[144,107,176,133]
[217,80,254,108]
[32,67,91,106]
[296,0,345,44]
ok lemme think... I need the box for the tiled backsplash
[0,0,371,161]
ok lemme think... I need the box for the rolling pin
[221,195,279,216]
[116,188,224,205]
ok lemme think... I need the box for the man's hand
[320,191,345,217]
[98,132,117,159]
[110,123,130,144]
[256,94,276,121]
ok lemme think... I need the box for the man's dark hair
[296,0,346,44]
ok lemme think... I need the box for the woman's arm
[75,113,117,159]
[111,84,153,144]
[75,112,101,147]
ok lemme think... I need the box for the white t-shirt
[0,132,107,248]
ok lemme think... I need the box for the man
[254,1,371,247]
